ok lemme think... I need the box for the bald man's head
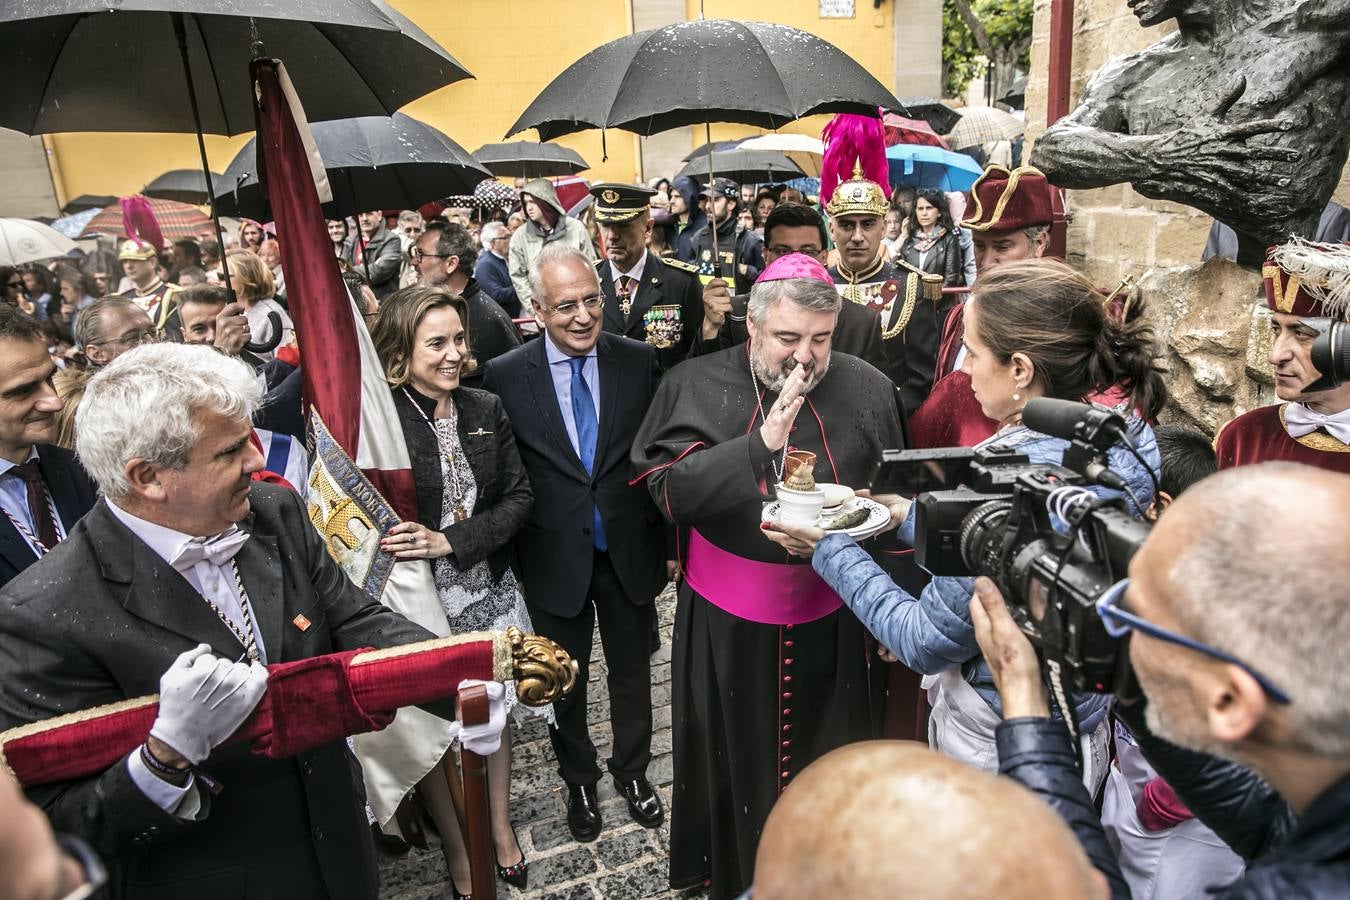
[754,742,1105,900]
[1127,463,1350,758]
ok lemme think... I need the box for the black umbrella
[674,149,805,185]
[681,140,741,162]
[0,0,471,308]
[61,194,116,215]
[473,142,588,178]
[999,76,1028,111]
[0,1,471,136]
[508,19,902,141]
[144,169,222,205]
[215,113,491,221]
[894,98,962,136]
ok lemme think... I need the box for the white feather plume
[1269,238,1350,320]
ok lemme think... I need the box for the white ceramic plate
[761,496,891,541]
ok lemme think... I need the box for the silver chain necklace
[402,387,470,522]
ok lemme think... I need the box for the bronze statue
[1032,0,1350,266]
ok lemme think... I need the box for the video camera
[874,399,1154,705]
[1309,320,1348,390]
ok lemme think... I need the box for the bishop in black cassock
[632,274,903,897]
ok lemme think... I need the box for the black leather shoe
[615,776,664,828]
[566,782,603,842]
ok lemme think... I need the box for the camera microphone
[1023,398,1128,449]
[1023,398,1131,491]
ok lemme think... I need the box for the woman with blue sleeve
[765,260,1165,787]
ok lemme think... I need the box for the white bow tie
[169,527,250,572]
[1284,403,1350,444]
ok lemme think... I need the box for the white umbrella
[736,133,825,178]
[0,218,77,266]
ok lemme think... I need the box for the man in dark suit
[0,342,459,900]
[473,221,521,318]
[412,221,522,388]
[697,203,888,374]
[0,305,97,588]
[591,182,713,372]
[483,242,670,843]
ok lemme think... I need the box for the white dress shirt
[107,501,267,818]
[608,250,649,310]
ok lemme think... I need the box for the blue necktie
[569,357,607,551]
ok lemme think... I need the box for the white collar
[608,251,649,285]
[106,500,204,567]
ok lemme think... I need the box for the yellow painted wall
[47,0,639,202]
[47,0,894,201]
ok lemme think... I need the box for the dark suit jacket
[0,444,97,588]
[598,254,704,372]
[0,485,451,900]
[482,333,667,617]
[473,252,521,318]
[460,278,523,390]
[693,292,889,375]
[392,385,532,582]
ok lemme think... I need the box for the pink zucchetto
[754,252,833,286]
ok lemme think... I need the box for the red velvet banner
[0,634,503,789]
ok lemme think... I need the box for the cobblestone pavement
[380,585,708,899]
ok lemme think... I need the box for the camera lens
[959,499,1013,577]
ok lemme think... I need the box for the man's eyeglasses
[409,247,449,262]
[767,246,821,258]
[1096,579,1292,704]
[91,329,157,349]
[544,296,604,318]
[5,280,23,290]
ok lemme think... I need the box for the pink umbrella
[882,113,948,150]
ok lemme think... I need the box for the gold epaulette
[661,257,699,274]
[893,259,945,302]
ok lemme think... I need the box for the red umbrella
[883,112,949,150]
[81,195,213,244]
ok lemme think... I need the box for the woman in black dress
[372,284,542,897]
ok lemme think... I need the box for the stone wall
[1022,0,1348,432]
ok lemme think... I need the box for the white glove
[455,679,506,756]
[149,644,269,765]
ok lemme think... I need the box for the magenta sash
[685,529,842,625]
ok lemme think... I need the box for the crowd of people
[0,106,1348,900]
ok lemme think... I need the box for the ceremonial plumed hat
[589,182,656,224]
[118,238,157,261]
[821,113,891,220]
[962,165,1054,232]
[1264,239,1350,322]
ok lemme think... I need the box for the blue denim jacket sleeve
[814,532,979,674]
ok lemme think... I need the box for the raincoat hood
[672,175,700,212]
[519,178,567,217]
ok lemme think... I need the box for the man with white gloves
[0,344,492,900]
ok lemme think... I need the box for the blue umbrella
[885,144,983,191]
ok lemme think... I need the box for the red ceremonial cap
[962,165,1054,232]
[1264,239,1350,322]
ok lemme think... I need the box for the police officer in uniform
[825,167,943,417]
[591,183,712,372]
[687,178,765,296]
[117,239,181,338]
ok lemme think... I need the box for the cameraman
[764,259,1164,782]
[975,463,1350,899]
